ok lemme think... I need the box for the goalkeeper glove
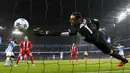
[33,27,50,36]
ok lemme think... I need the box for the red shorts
[20,50,31,56]
[71,52,77,56]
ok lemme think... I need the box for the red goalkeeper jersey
[70,45,78,52]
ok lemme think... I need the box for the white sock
[5,57,10,65]
[20,56,23,61]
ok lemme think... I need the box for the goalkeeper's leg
[93,31,128,66]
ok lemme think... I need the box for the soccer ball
[14,18,29,31]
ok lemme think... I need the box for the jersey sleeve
[46,27,77,36]
[68,27,77,36]
[76,46,78,52]
[10,41,17,47]
[70,46,72,52]
[122,46,125,48]
[29,41,33,49]
[19,41,23,50]
[76,46,78,50]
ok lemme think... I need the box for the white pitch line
[77,70,130,73]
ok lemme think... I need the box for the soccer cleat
[4,64,10,67]
[75,61,78,64]
[32,64,35,66]
[69,61,72,64]
[117,60,128,67]
[14,64,18,67]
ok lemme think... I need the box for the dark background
[0,0,130,44]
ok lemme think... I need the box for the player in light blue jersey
[5,38,17,66]
[116,43,125,58]
[116,43,125,66]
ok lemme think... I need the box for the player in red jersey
[69,43,78,63]
[20,54,27,62]
[15,36,35,66]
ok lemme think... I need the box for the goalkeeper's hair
[71,12,83,20]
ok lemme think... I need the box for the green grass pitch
[0,59,130,73]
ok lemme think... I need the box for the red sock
[76,57,78,62]
[16,56,20,64]
[70,56,72,62]
[30,56,34,64]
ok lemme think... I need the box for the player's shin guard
[69,56,72,63]
[30,56,34,64]
[16,56,20,64]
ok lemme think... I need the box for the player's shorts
[20,50,31,56]
[84,55,88,57]
[71,52,77,56]
[119,52,124,56]
[6,51,14,57]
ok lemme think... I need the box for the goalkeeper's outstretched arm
[33,27,77,36]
